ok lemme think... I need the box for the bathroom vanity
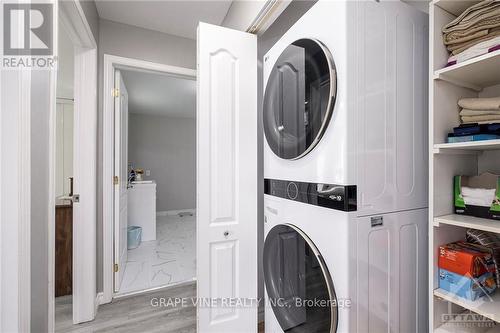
[128,180,157,241]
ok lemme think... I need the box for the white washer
[263,1,429,332]
[263,197,428,333]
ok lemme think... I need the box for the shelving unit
[434,289,500,322]
[434,214,500,234]
[433,0,482,16]
[430,0,500,332]
[433,140,500,153]
[434,50,500,91]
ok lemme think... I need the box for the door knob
[223,231,229,237]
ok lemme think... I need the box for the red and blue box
[439,269,496,301]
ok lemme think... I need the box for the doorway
[113,68,197,295]
[102,55,197,301]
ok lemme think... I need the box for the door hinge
[114,264,119,272]
[112,88,120,97]
[113,176,119,185]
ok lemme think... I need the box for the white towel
[462,186,496,207]
[458,97,500,111]
[448,36,500,64]
[460,109,500,116]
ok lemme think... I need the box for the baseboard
[95,292,104,310]
[156,209,196,217]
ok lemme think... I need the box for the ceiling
[95,1,233,40]
[121,70,196,118]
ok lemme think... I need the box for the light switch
[145,170,151,176]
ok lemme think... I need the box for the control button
[286,182,298,200]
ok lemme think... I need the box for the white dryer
[263,0,429,216]
[263,1,429,332]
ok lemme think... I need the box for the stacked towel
[458,97,500,124]
[443,0,500,65]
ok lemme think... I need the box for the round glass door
[264,224,337,332]
[263,38,337,160]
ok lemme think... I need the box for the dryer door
[263,224,337,332]
[263,38,337,160]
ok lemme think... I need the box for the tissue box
[439,269,496,301]
[438,242,495,277]
[454,172,500,220]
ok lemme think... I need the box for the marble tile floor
[117,213,196,295]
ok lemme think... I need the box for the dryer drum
[263,38,337,160]
[263,223,338,332]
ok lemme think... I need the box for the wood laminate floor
[55,282,196,333]
[55,281,265,333]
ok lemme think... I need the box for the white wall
[97,19,196,291]
[128,114,196,212]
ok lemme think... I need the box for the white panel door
[114,70,129,292]
[197,22,257,332]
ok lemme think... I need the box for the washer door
[263,39,337,160]
[264,224,337,332]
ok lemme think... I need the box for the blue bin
[127,226,142,249]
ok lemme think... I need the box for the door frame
[102,54,196,303]
[49,0,98,329]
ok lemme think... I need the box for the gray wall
[256,0,316,318]
[128,114,196,212]
[97,19,196,292]
[79,0,100,44]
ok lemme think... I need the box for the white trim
[246,0,292,35]
[19,70,31,333]
[113,279,196,300]
[47,2,59,330]
[102,54,196,303]
[156,209,196,217]
[49,0,98,328]
[0,65,32,333]
[95,292,104,310]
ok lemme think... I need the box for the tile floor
[117,212,196,295]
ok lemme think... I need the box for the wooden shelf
[434,50,500,91]
[435,214,500,234]
[433,140,500,154]
[434,288,500,323]
[433,0,482,17]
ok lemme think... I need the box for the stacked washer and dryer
[262,1,429,332]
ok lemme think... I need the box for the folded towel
[447,35,500,63]
[460,109,500,116]
[448,27,500,54]
[443,0,500,40]
[462,115,500,123]
[458,97,500,110]
[445,12,500,43]
[444,0,499,33]
[445,29,489,46]
[463,120,500,124]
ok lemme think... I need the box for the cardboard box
[438,242,495,277]
[439,269,496,301]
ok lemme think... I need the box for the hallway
[55,282,196,333]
